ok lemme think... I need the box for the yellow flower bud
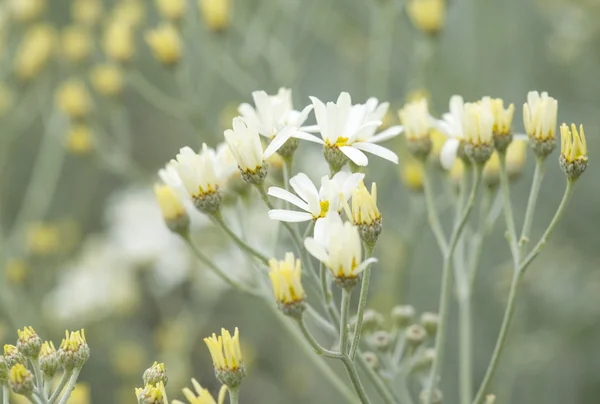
[71,0,103,26]
[401,158,424,192]
[199,0,231,32]
[90,63,124,97]
[269,253,306,314]
[156,0,187,22]
[407,0,446,36]
[103,20,135,63]
[145,24,182,66]
[9,364,34,396]
[559,123,588,180]
[153,184,189,233]
[112,0,146,28]
[61,25,92,64]
[27,222,60,255]
[58,329,90,370]
[204,328,245,387]
[66,124,94,154]
[14,24,55,81]
[9,0,46,23]
[56,79,92,119]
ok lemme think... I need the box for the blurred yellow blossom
[67,383,91,404]
[56,79,92,119]
[27,222,60,255]
[103,20,134,63]
[145,24,182,65]
[90,63,124,97]
[66,124,94,154]
[405,88,430,103]
[407,0,446,35]
[199,0,231,32]
[4,259,29,285]
[156,0,187,22]
[61,25,92,64]
[14,24,55,81]
[71,0,103,26]
[112,342,147,377]
[173,379,227,404]
[204,328,243,371]
[401,158,424,191]
[112,0,146,28]
[9,0,45,23]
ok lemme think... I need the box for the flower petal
[289,173,320,215]
[339,146,369,166]
[304,237,330,264]
[292,131,325,144]
[354,257,378,275]
[299,124,320,133]
[369,126,404,143]
[264,126,294,158]
[352,142,398,164]
[268,209,313,222]
[440,138,460,170]
[267,187,311,211]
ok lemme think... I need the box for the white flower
[462,101,494,146]
[304,213,377,279]
[163,144,221,199]
[523,91,558,141]
[267,171,364,224]
[224,117,265,171]
[238,88,315,157]
[215,141,240,182]
[398,98,433,140]
[302,92,402,166]
[437,95,466,169]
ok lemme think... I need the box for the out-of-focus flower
[238,88,314,158]
[0,83,13,116]
[224,117,268,184]
[61,25,92,64]
[523,91,558,158]
[199,0,231,32]
[145,23,182,66]
[399,98,433,159]
[71,0,103,26]
[143,362,168,387]
[559,123,588,180]
[173,379,227,404]
[14,24,55,81]
[267,171,364,227]
[112,0,145,28]
[304,213,377,289]
[66,124,94,154]
[269,253,306,317]
[407,0,446,35]
[4,259,28,285]
[8,0,45,23]
[347,181,381,246]
[154,183,190,232]
[506,139,527,179]
[485,97,515,139]
[66,383,91,404]
[135,382,165,404]
[156,0,186,22]
[58,329,90,370]
[9,364,34,396]
[305,93,402,169]
[204,328,245,388]
[437,95,466,169]
[400,158,424,191]
[90,63,124,97]
[56,80,92,119]
[27,222,60,255]
[462,101,494,164]
[103,20,134,63]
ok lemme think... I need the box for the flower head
[145,23,182,65]
[61,25,92,64]
[39,341,59,377]
[154,183,189,232]
[66,124,94,154]
[103,20,134,63]
[486,97,515,138]
[559,123,588,180]
[56,79,92,119]
[173,379,227,404]
[3,345,25,369]
[135,381,166,404]
[199,0,231,32]
[461,101,495,164]
[71,0,103,26]
[14,24,55,81]
[9,364,34,396]
[347,181,382,246]
[224,117,268,184]
[407,0,446,35]
[90,63,123,97]
[523,91,558,158]
[156,0,186,21]
[269,253,306,317]
[143,361,168,387]
[204,328,245,388]
[17,326,42,358]
[399,98,433,159]
[58,329,90,370]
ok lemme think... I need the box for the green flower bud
[9,364,34,396]
[3,345,26,369]
[143,362,168,387]
[17,326,42,358]
[58,330,90,370]
[39,341,60,378]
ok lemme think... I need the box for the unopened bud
[405,324,427,346]
[143,362,168,387]
[9,364,34,396]
[370,331,391,351]
[17,326,42,358]
[361,351,379,370]
[39,341,59,378]
[3,345,25,369]
[324,146,348,173]
[420,312,439,336]
[58,330,90,370]
[391,305,415,328]
[420,388,443,404]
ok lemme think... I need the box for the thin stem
[421,161,449,254]
[499,152,519,265]
[341,356,372,404]
[518,156,545,256]
[3,385,9,404]
[356,354,397,404]
[473,180,575,403]
[48,370,72,403]
[319,263,335,318]
[127,71,191,119]
[296,318,343,358]
[458,294,473,404]
[212,213,270,265]
[56,368,80,404]
[349,244,375,360]
[340,289,352,354]
[228,387,239,404]
[425,164,483,404]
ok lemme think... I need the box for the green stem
[421,161,449,254]
[425,164,483,404]
[349,244,375,360]
[319,263,335,320]
[356,354,397,404]
[340,289,351,354]
[518,156,545,256]
[499,152,519,264]
[56,368,80,404]
[341,356,372,404]
[228,386,239,404]
[473,180,575,403]
[458,294,473,404]
[127,71,191,119]
[212,213,270,265]
[3,385,9,404]
[296,318,343,358]
[48,370,72,403]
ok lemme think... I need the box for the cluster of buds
[204,328,245,388]
[269,253,307,318]
[58,329,90,370]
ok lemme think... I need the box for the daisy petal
[369,126,404,143]
[268,209,313,222]
[354,257,378,275]
[289,173,320,214]
[264,126,294,158]
[304,237,330,264]
[440,138,460,170]
[292,131,325,144]
[299,124,320,133]
[352,142,398,164]
[339,146,369,166]
[267,187,311,211]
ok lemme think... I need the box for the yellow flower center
[318,200,330,218]
[325,137,349,148]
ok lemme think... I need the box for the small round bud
[352,309,384,333]
[17,326,42,358]
[143,362,168,387]
[3,345,26,369]
[240,164,268,186]
[463,143,494,165]
[391,305,415,328]
[420,312,439,336]
[193,190,223,216]
[9,364,34,396]
[0,357,8,384]
[369,331,391,352]
[361,351,379,370]
[358,219,382,247]
[406,138,433,161]
[324,146,348,173]
[412,348,436,373]
[276,138,299,158]
[39,341,59,378]
[58,330,90,370]
[405,324,427,346]
[420,388,443,404]
[135,382,165,404]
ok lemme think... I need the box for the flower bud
[199,0,231,32]
[420,312,439,337]
[135,382,165,404]
[559,123,588,181]
[405,324,427,347]
[411,348,436,373]
[153,184,190,234]
[361,351,379,370]
[66,124,94,154]
[370,331,391,352]
[56,79,92,120]
[90,64,123,98]
[156,0,186,22]
[349,182,382,247]
[269,253,306,319]
[103,20,134,64]
[204,328,245,388]
[145,24,182,66]
[3,345,26,369]
[14,24,55,82]
[420,388,443,404]
[401,159,424,192]
[391,305,415,328]
[9,364,34,397]
[523,91,558,160]
[71,0,103,26]
[143,362,168,387]
[61,25,92,64]
[17,327,42,358]
[407,0,446,36]
[58,330,90,370]
[0,357,8,384]
[39,341,59,378]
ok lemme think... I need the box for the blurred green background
[0,0,599,402]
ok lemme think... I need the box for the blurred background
[0,0,599,402]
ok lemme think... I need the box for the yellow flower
[9,364,33,396]
[350,181,380,226]
[145,24,182,65]
[463,102,494,146]
[4,259,29,285]
[153,184,187,222]
[0,82,13,116]
[71,0,103,26]
[407,0,446,35]
[505,139,527,178]
[401,158,424,191]
[199,0,231,32]
[14,24,55,81]
[204,328,243,371]
[156,0,187,22]
[113,0,146,28]
[135,381,165,404]
[60,329,87,353]
[9,0,46,23]
[66,124,94,154]
[61,25,92,64]
[484,97,514,137]
[560,123,587,164]
[56,80,92,119]
[103,20,134,63]
[268,253,305,305]
[40,341,56,358]
[90,63,124,97]
[173,379,227,404]
[27,222,60,255]
[399,99,431,141]
[523,91,558,141]
[67,383,91,404]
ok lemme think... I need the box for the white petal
[313,218,327,246]
[354,257,378,275]
[513,133,529,141]
[289,173,320,215]
[304,237,330,264]
[294,105,314,127]
[339,146,368,166]
[352,142,398,164]
[299,124,320,133]
[267,187,311,211]
[369,126,404,143]
[264,126,294,158]
[268,209,313,222]
[440,138,460,170]
[292,131,325,144]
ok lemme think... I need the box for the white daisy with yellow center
[523,91,558,141]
